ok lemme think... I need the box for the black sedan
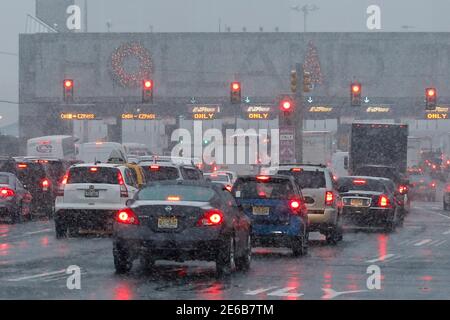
[337,176,402,232]
[0,172,33,224]
[112,180,252,276]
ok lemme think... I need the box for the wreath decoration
[111,42,153,88]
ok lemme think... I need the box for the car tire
[55,220,67,239]
[216,236,236,276]
[235,234,251,272]
[292,233,308,257]
[113,242,133,274]
[139,255,155,271]
[12,208,22,224]
[444,202,450,211]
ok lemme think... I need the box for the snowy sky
[0,0,448,126]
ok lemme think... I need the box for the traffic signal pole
[295,62,303,163]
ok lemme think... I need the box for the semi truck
[349,123,409,176]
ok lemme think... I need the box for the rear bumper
[55,209,116,233]
[55,202,126,212]
[251,216,306,246]
[307,207,338,231]
[113,224,225,261]
[342,207,394,226]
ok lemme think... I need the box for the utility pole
[295,63,304,163]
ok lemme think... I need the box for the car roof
[276,165,328,171]
[146,180,217,188]
[340,176,392,182]
[70,163,126,169]
[237,174,296,181]
[139,162,179,168]
[356,165,397,170]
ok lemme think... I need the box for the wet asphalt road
[1,199,450,300]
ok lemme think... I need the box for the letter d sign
[66,5,81,31]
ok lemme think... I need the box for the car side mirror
[338,186,349,193]
[126,199,135,207]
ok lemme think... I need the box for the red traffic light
[64,79,73,89]
[231,82,241,91]
[280,97,294,112]
[426,88,436,97]
[352,83,361,93]
[143,80,153,89]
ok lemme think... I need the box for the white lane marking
[384,255,403,263]
[432,206,441,210]
[25,229,52,235]
[399,239,418,246]
[267,287,304,298]
[366,254,395,264]
[414,239,433,246]
[43,272,87,282]
[433,240,447,247]
[245,287,279,295]
[437,213,450,220]
[7,269,66,282]
[443,230,450,235]
[322,288,368,300]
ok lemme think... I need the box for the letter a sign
[66,5,81,31]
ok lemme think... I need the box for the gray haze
[1,0,449,130]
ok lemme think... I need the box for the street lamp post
[291,4,319,32]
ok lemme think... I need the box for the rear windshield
[278,170,326,189]
[338,178,386,192]
[354,167,399,183]
[0,175,10,184]
[205,174,229,182]
[141,166,179,181]
[43,162,66,182]
[16,163,47,186]
[138,185,215,202]
[67,167,119,184]
[233,178,296,200]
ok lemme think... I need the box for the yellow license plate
[350,199,364,207]
[158,217,178,229]
[252,206,270,215]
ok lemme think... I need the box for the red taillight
[256,175,270,182]
[225,185,232,192]
[378,195,389,208]
[197,210,223,226]
[290,200,300,210]
[0,187,15,198]
[116,208,139,225]
[117,171,128,197]
[90,167,98,172]
[325,191,334,206]
[150,165,160,171]
[57,172,69,197]
[17,164,28,169]
[291,168,302,172]
[353,179,367,185]
[399,185,408,194]
[41,179,51,191]
[430,182,436,188]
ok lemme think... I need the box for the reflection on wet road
[1,201,450,299]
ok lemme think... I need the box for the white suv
[55,163,138,238]
[267,164,343,244]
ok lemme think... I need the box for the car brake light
[57,173,69,197]
[17,164,28,169]
[167,196,181,201]
[0,187,15,198]
[150,165,160,171]
[256,175,270,182]
[117,171,128,197]
[378,195,389,208]
[41,179,50,191]
[197,209,223,226]
[116,208,139,225]
[90,167,98,172]
[291,168,302,172]
[430,182,436,188]
[289,199,301,211]
[399,185,408,194]
[353,179,367,185]
[325,191,334,206]
[225,185,232,192]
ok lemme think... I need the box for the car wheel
[139,255,155,271]
[444,202,450,211]
[12,208,22,224]
[113,242,133,274]
[216,236,236,276]
[292,233,308,257]
[55,220,67,239]
[235,234,251,272]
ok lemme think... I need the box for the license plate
[158,217,178,229]
[85,189,99,198]
[350,199,364,207]
[252,206,270,215]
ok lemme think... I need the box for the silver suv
[267,164,343,244]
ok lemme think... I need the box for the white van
[123,143,151,156]
[27,135,77,160]
[77,142,127,164]
[330,151,349,179]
